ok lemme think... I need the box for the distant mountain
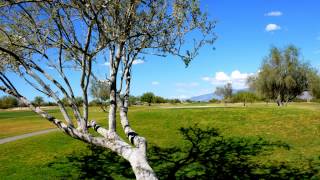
[189,93,220,102]
[189,89,249,102]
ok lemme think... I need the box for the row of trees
[213,45,320,106]
[213,83,258,106]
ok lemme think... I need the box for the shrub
[0,96,19,109]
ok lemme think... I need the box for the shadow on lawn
[48,126,320,179]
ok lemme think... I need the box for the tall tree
[140,92,155,106]
[232,91,257,107]
[214,83,233,102]
[0,0,216,179]
[32,96,44,107]
[248,45,310,106]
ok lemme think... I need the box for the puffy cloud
[202,70,254,89]
[265,24,281,32]
[215,72,230,81]
[132,59,145,65]
[151,81,159,85]
[265,11,283,17]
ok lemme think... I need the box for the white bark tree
[0,0,216,179]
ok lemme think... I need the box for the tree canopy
[140,92,155,106]
[248,45,311,105]
[214,83,233,101]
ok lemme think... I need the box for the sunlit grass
[0,102,319,178]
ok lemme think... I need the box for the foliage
[168,99,182,104]
[140,92,155,106]
[307,70,320,99]
[248,45,311,106]
[232,91,258,106]
[32,96,44,107]
[153,96,166,104]
[214,83,233,101]
[0,96,18,109]
[209,98,220,103]
[90,80,110,102]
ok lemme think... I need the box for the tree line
[213,45,320,106]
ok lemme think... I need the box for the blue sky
[2,0,320,100]
[128,0,320,99]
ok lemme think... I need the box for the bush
[209,98,220,103]
[0,96,19,109]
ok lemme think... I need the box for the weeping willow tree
[248,45,311,106]
[0,0,216,179]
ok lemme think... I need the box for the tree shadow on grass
[48,125,320,179]
[47,145,135,179]
[149,126,319,179]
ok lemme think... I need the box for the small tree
[141,92,155,106]
[214,83,233,103]
[232,91,257,106]
[32,96,44,108]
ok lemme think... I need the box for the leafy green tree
[307,70,320,99]
[141,92,155,106]
[33,96,44,107]
[153,96,166,104]
[214,83,233,102]
[169,99,182,104]
[232,91,257,106]
[75,97,84,107]
[248,45,310,106]
[0,96,18,109]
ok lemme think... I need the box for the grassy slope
[0,103,320,178]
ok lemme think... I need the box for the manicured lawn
[0,103,320,178]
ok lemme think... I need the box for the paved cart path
[0,128,59,145]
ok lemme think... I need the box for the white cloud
[151,81,159,85]
[265,11,283,17]
[215,72,230,81]
[132,59,145,65]
[265,24,281,32]
[202,70,254,89]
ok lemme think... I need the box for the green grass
[0,103,320,178]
